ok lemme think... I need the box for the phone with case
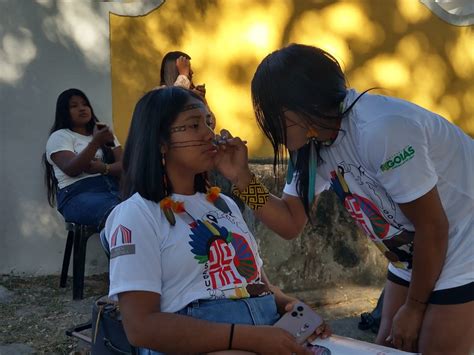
[274,302,324,344]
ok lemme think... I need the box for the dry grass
[1,274,108,353]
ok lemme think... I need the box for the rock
[0,285,14,304]
[0,343,35,354]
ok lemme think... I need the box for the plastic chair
[59,222,97,300]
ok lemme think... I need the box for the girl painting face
[164,97,217,175]
[284,110,311,151]
[68,95,92,128]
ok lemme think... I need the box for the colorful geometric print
[330,171,389,240]
[329,169,413,270]
[111,224,132,247]
[110,224,135,259]
[348,194,390,239]
[229,233,258,282]
[188,219,258,290]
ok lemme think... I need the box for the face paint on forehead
[180,103,207,113]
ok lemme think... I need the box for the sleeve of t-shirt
[112,134,121,147]
[45,130,74,164]
[106,200,163,299]
[282,171,330,197]
[363,115,438,204]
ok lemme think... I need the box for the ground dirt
[1,274,382,354]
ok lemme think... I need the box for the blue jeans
[56,175,120,228]
[138,295,280,355]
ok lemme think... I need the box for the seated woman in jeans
[104,87,329,354]
[44,88,122,229]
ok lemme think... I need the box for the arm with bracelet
[214,131,309,240]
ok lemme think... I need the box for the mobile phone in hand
[274,302,323,344]
[95,122,115,147]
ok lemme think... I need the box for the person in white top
[214,44,474,354]
[105,86,329,355]
[159,51,206,98]
[44,88,123,228]
[157,51,215,130]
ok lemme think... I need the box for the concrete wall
[0,0,163,276]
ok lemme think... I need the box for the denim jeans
[138,295,280,355]
[56,175,120,228]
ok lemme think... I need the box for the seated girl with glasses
[104,87,329,354]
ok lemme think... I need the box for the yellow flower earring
[306,127,319,140]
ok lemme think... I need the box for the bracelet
[231,174,269,210]
[228,323,235,350]
[102,163,110,175]
[408,296,428,305]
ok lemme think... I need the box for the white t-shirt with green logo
[284,89,474,291]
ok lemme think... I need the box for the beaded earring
[306,128,318,206]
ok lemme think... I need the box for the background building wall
[110,0,473,157]
[0,0,163,275]
[1,0,472,281]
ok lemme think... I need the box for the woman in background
[44,88,122,228]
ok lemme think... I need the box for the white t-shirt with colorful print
[284,89,474,291]
[105,192,265,313]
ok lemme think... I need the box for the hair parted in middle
[121,86,207,202]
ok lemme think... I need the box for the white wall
[0,0,163,275]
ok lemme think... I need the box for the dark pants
[57,175,120,228]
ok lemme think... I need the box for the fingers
[388,333,403,350]
[224,137,248,147]
[285,300,298,312]
[292,343,312,355]
[214,135,247,148]
[220,129,233,139]
[306,322,331,344]
[316,323,331,339]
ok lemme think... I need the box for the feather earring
[286,150,297,185]
[162,153,169,197]
[207,187,232,214]
[161,153,176,225]
[306,128,318,206]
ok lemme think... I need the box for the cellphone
[95,122,115,147]
[274,302,324,344]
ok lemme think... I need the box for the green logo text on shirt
[380,145,415,172]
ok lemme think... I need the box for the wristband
[231,174,269,210]
[409,296,428,305]
[228,323,235,350]
[102,163,110,175]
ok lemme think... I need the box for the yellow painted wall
[110,0,473,157]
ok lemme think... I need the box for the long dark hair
[43,88,115,207]
[159,51,191,86]
[121,86,207,202]
[251,44,367,217]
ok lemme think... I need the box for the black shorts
[387,270,474,305]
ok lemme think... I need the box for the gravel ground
[0,274,382,354]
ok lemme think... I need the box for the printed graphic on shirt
[188,219,259,299]
[307,344,331,355]
[110,224,136,259]
[380,145,415,172]
[330,164,413,270]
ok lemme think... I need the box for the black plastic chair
[59,222,97,300]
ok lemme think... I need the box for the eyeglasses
[170,113,214,134]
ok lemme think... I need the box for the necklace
[159,187,231,226]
